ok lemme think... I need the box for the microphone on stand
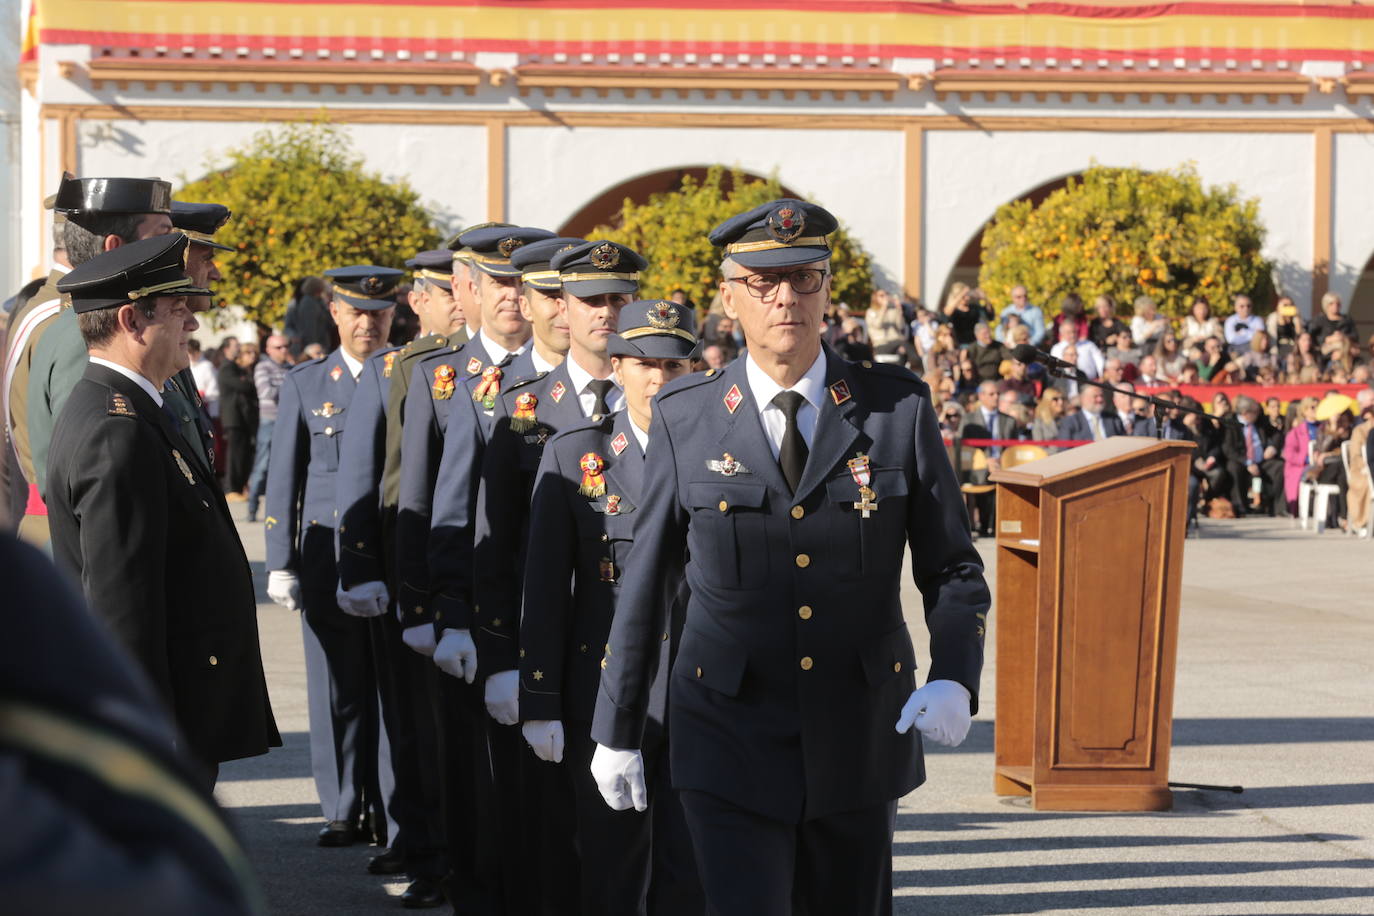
[1010,344,1081,377]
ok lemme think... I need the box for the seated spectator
[1322,331,1355,377]
[1177,363,1202,385]
[1031,389,1067,441]
[1088,294,1130,349]
[1136,354,1165,387]
[1101,357,1127,389]
[994,311,1024,346]
[998,285,1048,347]
[1264,396,1287,433]
[1050,343,1081,399]
[1267,296,1304,356]
[1058,385,1124,442]
[1195,336,1238,383]
[969,322,1010,382]
[1302,411,1354,529]
[833,317,873,362]
[1103,329,1143,376]
[866,288,910,365]
[959,381,1018,536]
[1223,295,1266,350]
[1282,396,1322,515]
[1181,395,1230,522]
[999,353,1039,406]
[1182,298,1223,350]
[943,282,995,346]
[953,351,982,396]
[701,344,729,371]
[1110,381,1152,436]
[1222,395,1285,516]
[1153,330,1188,381]
[1051,293,1090,343]
[1050,322,1103,379]
[997,389,1029,439]
[1284,332,1320,379]
[1237,329,1278,381]
[1307,291,1357,349]
[911,307,940,358]
[933,372,957,405]
[1256,364,1281,387]
[1130,295,1169,349]
[939,400,965,437]
[1211,391,1234,423]
[925,323,960,378]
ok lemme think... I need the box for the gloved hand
[522,720,565,763]
[401,624,437,658]
[484,670,519,725]
[433,629,478,683]
[336,581,389,618]
[266,570,301,611]
[591,744,647,812]
[896,679,973,747]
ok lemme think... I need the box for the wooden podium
[987,437,1194,811]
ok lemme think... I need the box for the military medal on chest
[473,365,504,410]
[847,452,878,518]
[510,392,539,433]
[171,449,195,485]
[383,351,398,378]
[431,364,456,400]
[579,451,607,497]
[604,493,623,516]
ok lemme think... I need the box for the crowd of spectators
[780,283,1374,536]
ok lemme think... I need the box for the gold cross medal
[847,453,878,518]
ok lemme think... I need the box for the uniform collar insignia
[829,379,852,406]
[466,356,483,375]
[329,365,343,382]
[171,449,195,484]
[550,380,567,403]
[706,453,750,477]
[610,431,629,456]
[723,384,744,414]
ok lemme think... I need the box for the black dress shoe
[317,821,358,847]
[367,847,406,875]
[401,878,445,909]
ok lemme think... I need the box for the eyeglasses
[726,268,829,299]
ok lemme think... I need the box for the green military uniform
[4,273,64,544]
[26,306,88,498]
[380,328,467,512]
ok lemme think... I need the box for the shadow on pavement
[893,857,1374,885]
[893,832,1362,856]
[892,884,1374,914]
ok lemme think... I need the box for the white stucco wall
[922,130,1316,315]
[74,119,488,236]
[0,0,22,298]
[1331,131,1374,303]
[505,124,905,292]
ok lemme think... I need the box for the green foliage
[590,166,874,309]
[978,163,1272,320]
[178,120,439,327]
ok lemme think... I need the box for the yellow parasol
[1315,392,1355,422]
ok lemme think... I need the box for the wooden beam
[1312,127,1333,310]
[486,119,506,223]
[59,110,77,177]
[72,58,484,94]
[903,125,924,304]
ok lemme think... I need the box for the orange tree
[978,163,1272,319]
[589,165,874,310]
[177,120,438,327]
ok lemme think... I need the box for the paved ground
[217,514,1374,914]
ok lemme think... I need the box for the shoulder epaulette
[859,359,923,385]
[106,391,137,418]
[286,356,325,375]
[545,415,607,449]
[656,367,721,402]
[506,372,549,393]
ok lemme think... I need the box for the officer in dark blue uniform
[519,299,704,915]
[263,265,399,848]
[591,200,991,916]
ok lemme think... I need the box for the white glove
[895,679,973,747]
[433,629,478,683]
[591,744,647,812]
[267,570,301,611]
[522,720,565,763]
[401,624,437,658]
[484,670,519,725]
[336,581,389,618]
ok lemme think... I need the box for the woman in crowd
[1282,396,1322,515]
[939,400,966,438]
[1153,330,1188,381]
[1285,332,1320,380]
[1238,329,1278,381]
[1322,331,1355,377]
[1130,295,1169,348]
[1032,389,1067,441]
[1267,296,1304,356]
[943,282,995,346]
[910,306,939,359]
[1182,298,1223,349]
[1302,411,1354,530]
[217,341,260,501]
[1348,404,1374,536]
[953,350,982,397]
[925,323,961,379]
[865,288,910,364]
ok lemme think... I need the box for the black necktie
[586,379,614,417]
[773,391,809,494]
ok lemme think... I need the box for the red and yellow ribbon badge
[510,392,539,433]
[431,364,456,400]
[473,364,504,409]
[579,452,607,497]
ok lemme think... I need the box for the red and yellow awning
[25,0,1374,64]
